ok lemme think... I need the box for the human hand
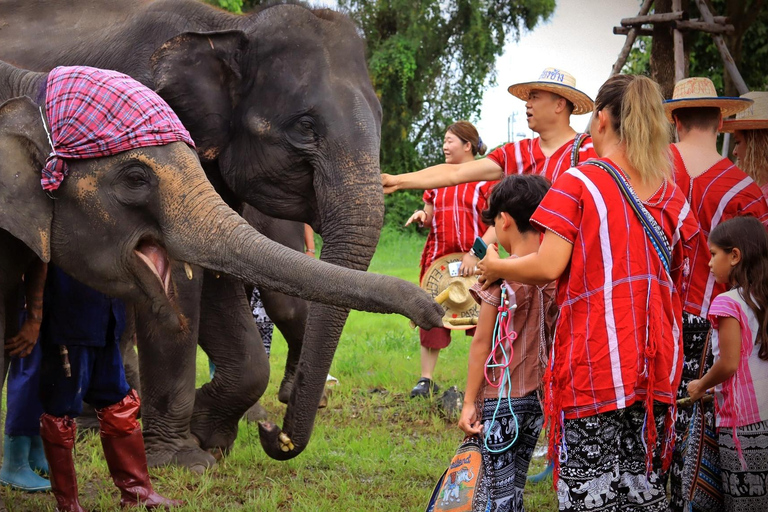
[381,173,399,194]
[6,317,41,358]
[458,402,483,435]
[477,244,500,290]
[687,379,706,403]
[459,252,479,277]
[404,210,427,228]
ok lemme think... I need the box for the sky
[475,0,643,147]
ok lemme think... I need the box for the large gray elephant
[0,0,413,468]
[0,54,441,478]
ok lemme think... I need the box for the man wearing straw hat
[722,91,768,200]
[382,67,597,196]
[664,77,768,512]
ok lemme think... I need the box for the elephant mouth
[134,239,171,294]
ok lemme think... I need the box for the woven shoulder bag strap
[570,133,590,167]
[590,160,672,273]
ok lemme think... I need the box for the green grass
[3,227,557,511]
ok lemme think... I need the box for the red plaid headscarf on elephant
[40,66,195,191]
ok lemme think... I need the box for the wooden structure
[610,0,749,95]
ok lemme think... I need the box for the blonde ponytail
[595,75,672,184]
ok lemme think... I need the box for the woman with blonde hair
[723,91,768,199]
[478,74,699,511]
[404,121,496,398]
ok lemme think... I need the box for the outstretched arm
[478,230,572,287]
[382,158,503,193]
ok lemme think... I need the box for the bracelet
[306,249,316,254]
[468,248,477,257]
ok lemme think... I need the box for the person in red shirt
[382,67,597,198]
[404,121,496,397]
[478,74,699,511]
[663,77,768,512]
[722,91,768,201]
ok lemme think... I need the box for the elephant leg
[136,263,215,473]
[260,289,308,404]
[192,270,268,457]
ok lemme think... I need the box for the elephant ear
[0,97,52,262]
[150,31,248,162]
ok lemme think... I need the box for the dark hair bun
[476,142,487,156]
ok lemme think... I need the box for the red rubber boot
[39,414,89,512]
[96,390,182,509]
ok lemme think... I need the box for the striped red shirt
[419,181,496,280]
[672,145,768,317]
[531,159,699,419]
[486,135,598,183]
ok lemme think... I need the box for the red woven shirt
[486,135,597,183]
[531,159,699,419]
[672,145,768,317]
[41,66,195,191]
[419,181,496,281]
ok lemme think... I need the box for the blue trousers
[39,336,130,418]
[5,342,45,437]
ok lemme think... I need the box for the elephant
[442,466,475,504]
[0,0,415,468]
[0,55,442,485]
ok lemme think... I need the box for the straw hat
[508,67,594,115]
[721,92,768,132]
[420,253,480,330]
[664,77,753,122]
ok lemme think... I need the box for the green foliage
[4,229,557,511]
[339,0,555,179]
[623,0,768,93]
[205,0,243,14]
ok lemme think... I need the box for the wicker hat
[420,253,480,330]
[508,67,594,115]
[721,92,768,132]
[664,77,753,122]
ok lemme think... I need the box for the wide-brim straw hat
[664,77,753,122]
[508,67,594,115]
[721,91,768,132]
[420,253,479,330]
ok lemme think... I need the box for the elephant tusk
[184,262,194,280]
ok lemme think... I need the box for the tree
[624,0,768,96]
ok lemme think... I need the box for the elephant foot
[75,414,100,435]
[277,374,294,404]
[243,402,269,423]
[189,411,237,459]
[145,439,216,474]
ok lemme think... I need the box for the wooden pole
[611,0,655,76]
[694,0,749,94]
[673,0,685,84]
[675,20,734,34]
[620,11,685,25]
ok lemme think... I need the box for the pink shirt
[708,288,768,428]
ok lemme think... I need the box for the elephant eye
[124,167,150,187]
[298,118,315,133]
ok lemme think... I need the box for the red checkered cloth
[41,66,195,191]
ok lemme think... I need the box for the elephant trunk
[258,153,389,460]
[161,171,442,326]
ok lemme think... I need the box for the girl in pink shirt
[688,216,768,511]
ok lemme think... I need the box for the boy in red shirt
[663,77,768,512]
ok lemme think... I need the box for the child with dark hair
[458,174,558,512]
[688,216,768,511]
